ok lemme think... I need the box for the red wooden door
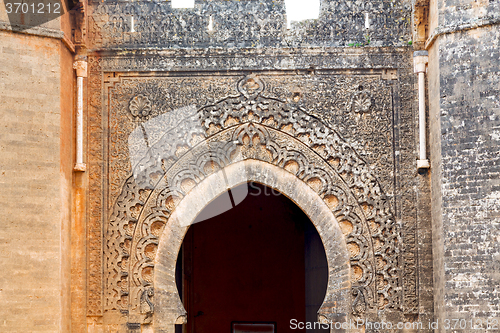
[182,183,307,333]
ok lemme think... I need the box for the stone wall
[427,0,500,326]
[0,29,73,332]
[429,23,500,331]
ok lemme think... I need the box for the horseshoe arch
[153,159,352,332]
[104,75,400,331]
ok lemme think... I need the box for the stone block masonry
[429,23,500,332]
[0,30,70,332]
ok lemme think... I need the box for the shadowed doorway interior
[175,183,328,333]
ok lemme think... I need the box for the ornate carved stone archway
[153,160,351,331]
[103,75,400,330]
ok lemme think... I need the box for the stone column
[73,58,87,172]
[414,50,430,170]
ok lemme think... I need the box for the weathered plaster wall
[428,36,445,328]
[60,40,76,333]
[436,25,500,330]
[427,0,500,322]
[424,0,500,326]
[436,0,499,28]
[0,29,73,332]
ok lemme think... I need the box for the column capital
[73,60,88,78]
[413,50,429,74]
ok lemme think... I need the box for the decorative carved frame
[87,49,419,331]
[104,74,398,323]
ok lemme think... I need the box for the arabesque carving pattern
[88,0,409,49]
[107,76,239,208]
[89,1,285,49]
[88,56,104,316]
[104,75,401,321]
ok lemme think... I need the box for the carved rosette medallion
[129,94,152,119]
[352,91,372,114]
[238,75,264,98]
